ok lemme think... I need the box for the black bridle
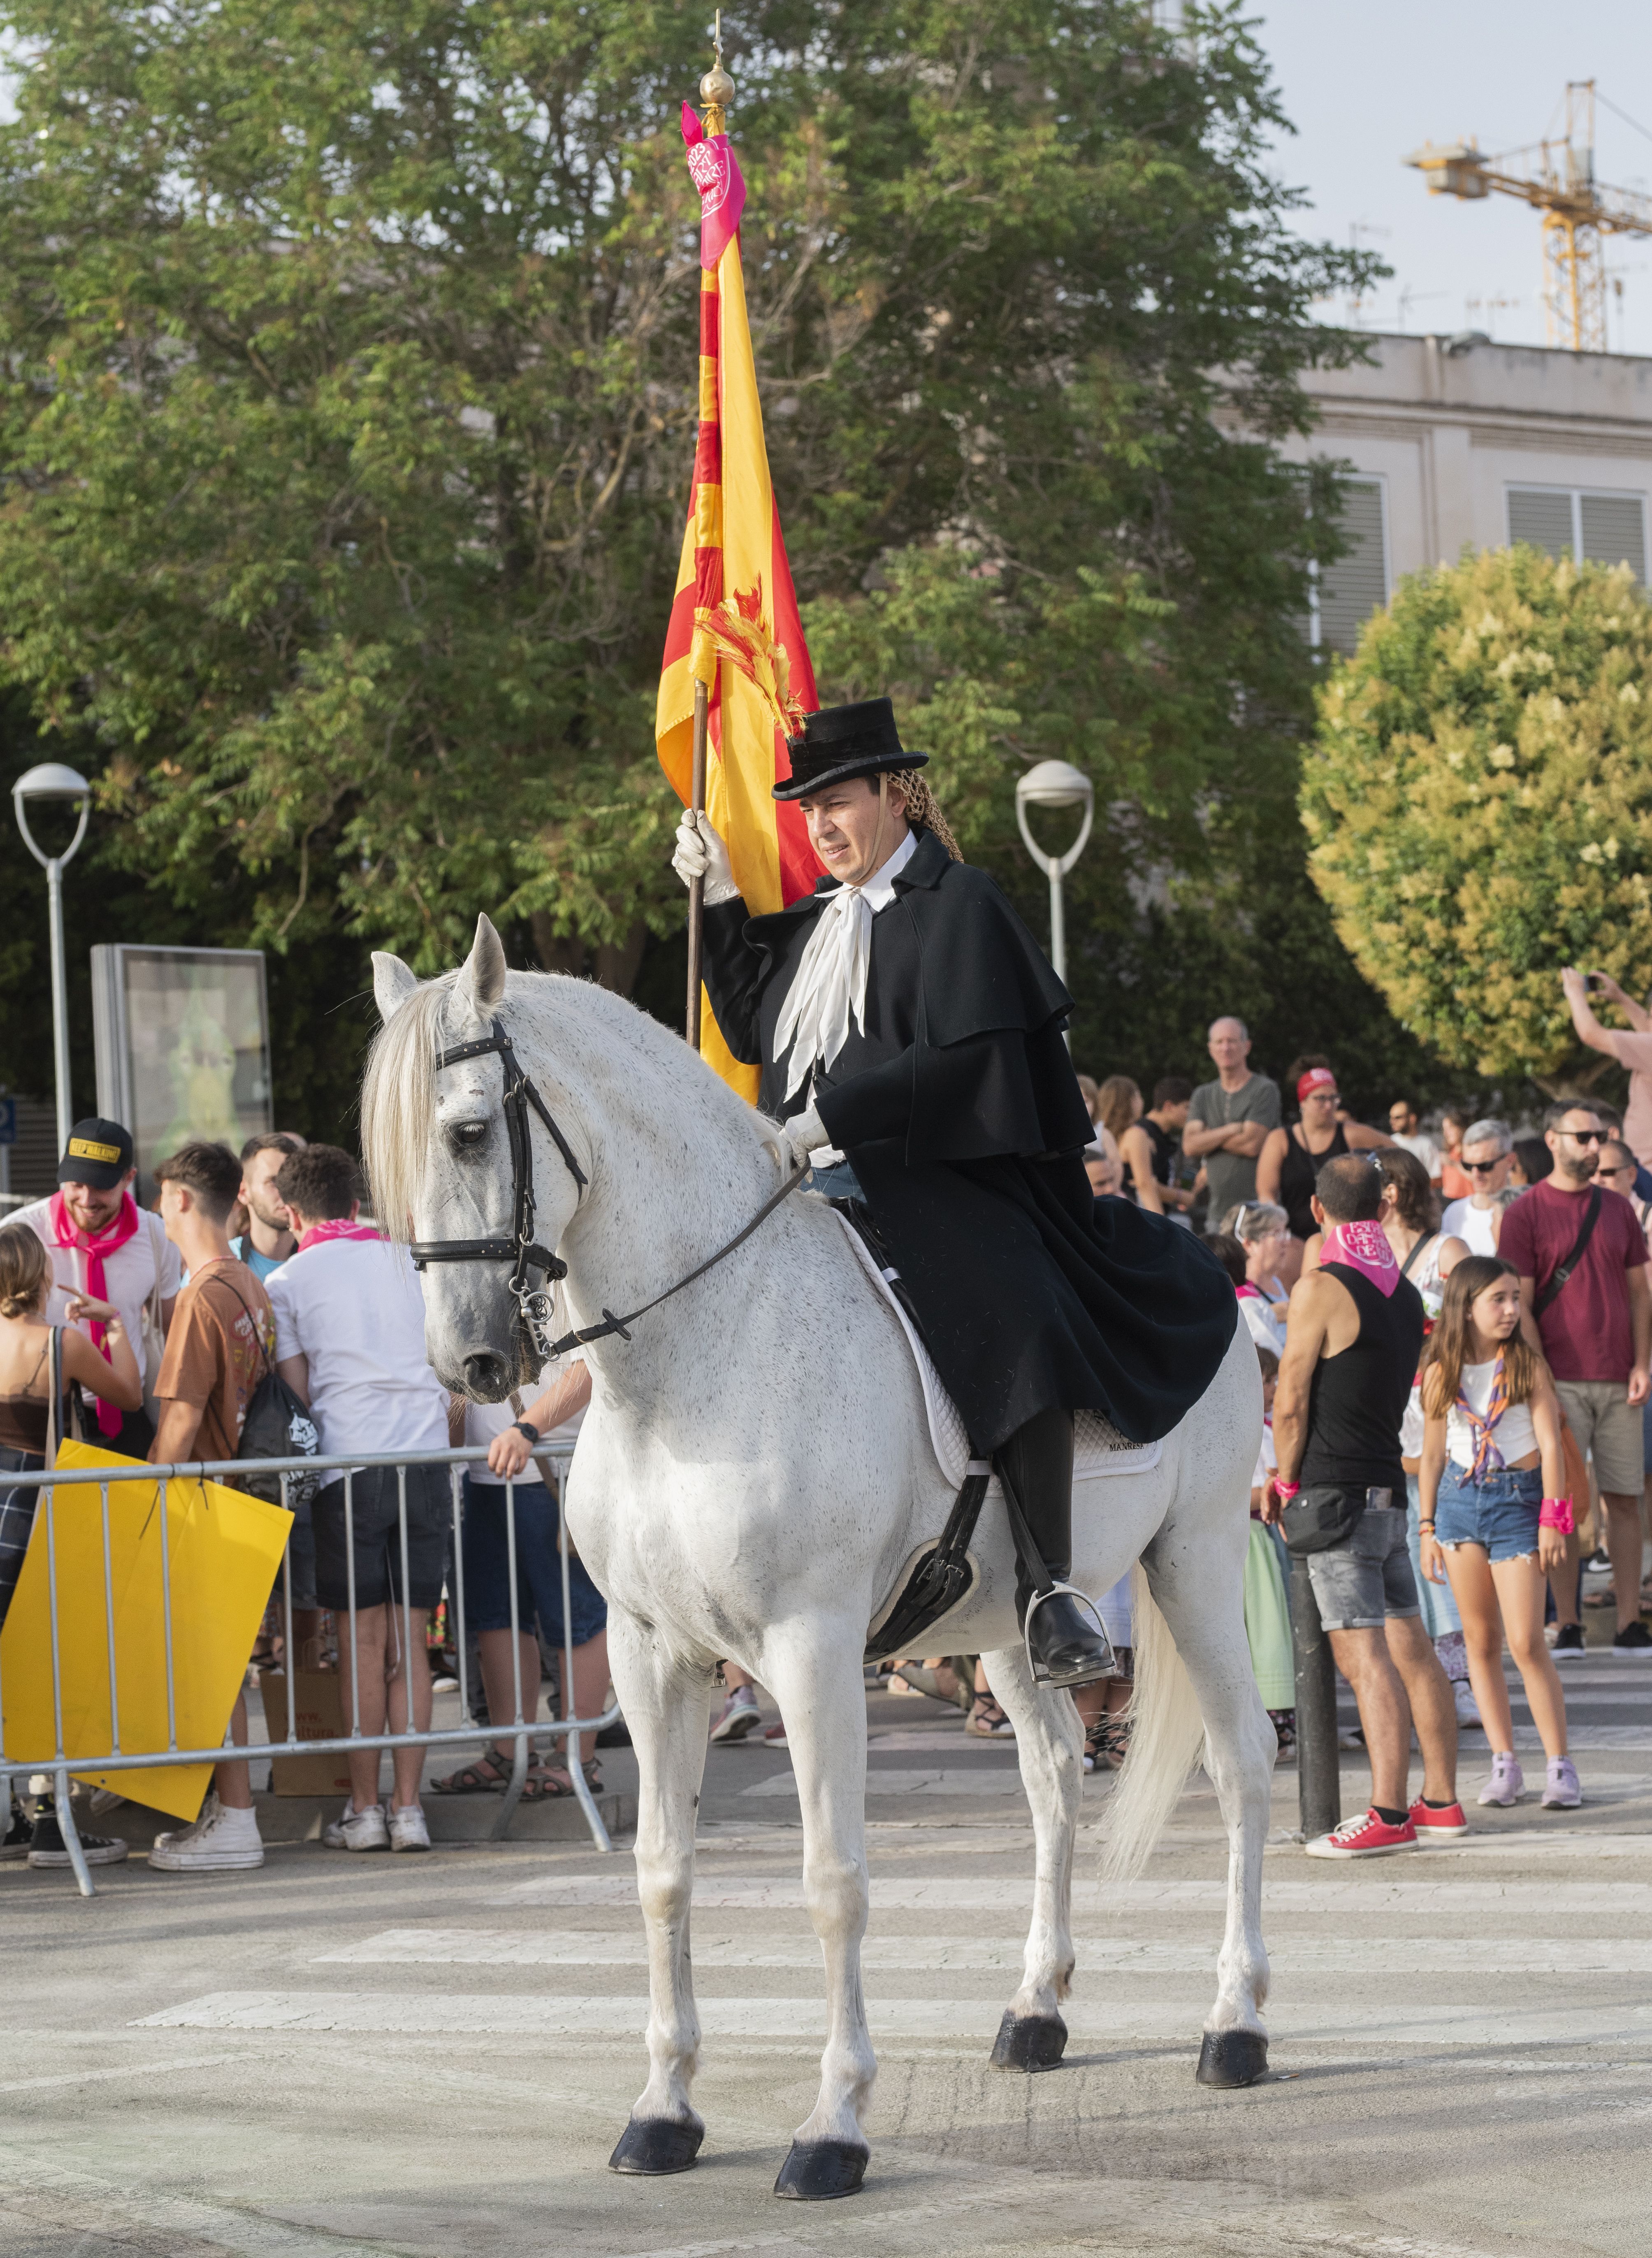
[409,1012,809,1366]
[410,1017,588,1360]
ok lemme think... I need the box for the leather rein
[409,1014,807,1364]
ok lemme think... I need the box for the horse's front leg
[1145,1545,1274,2087]
[980,1642,1083,2071]
[763,1621,876,2200]
[605,1605,715,2174]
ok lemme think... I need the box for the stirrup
[1024,1582,1116,1690]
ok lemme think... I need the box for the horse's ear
[372,951,419,1024]
[457,914,509,1017]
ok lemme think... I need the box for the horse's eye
[450,1119,489,1150]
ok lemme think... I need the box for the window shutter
[1319,481,1387,656]
[1507,486,1577,560]
[1580,493,1646,583]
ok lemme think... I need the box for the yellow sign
[67,1137,122,1164]
[0,1442,292,1821]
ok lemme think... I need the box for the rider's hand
[486,1425,535,1479]
[781,1104,830,1171]
[672,813,739,906]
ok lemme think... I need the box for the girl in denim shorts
[1418,1255,1579,1810]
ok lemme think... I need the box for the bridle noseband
[410,1015,588,1360]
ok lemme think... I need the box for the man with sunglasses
[1500,1103,1652,1658]
[1440,1118,1516,1259]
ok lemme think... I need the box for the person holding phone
[1562,967,1652,1177]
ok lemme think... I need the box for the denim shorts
[1304,1503,1420,1632]
[1435,1463,1543,1564]
[462,1477,608,1649]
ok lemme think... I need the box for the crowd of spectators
[0,1117,603,1874]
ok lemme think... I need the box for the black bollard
[1290,1556,1341,1841]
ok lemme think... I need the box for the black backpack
[206,1273,322,1508]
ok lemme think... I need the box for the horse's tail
[1097,1561,1206,1882]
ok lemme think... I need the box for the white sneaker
[323,1800,389,1851]
[388,1803,431,1853]
[1453,1680,1482,1728]
[149,1793,264,1872]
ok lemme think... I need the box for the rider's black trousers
[996,1404,1075,1621]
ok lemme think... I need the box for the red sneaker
[1304,1807,1418,1860]
[1408,1796,1469,1840]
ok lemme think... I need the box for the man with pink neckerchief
[1263,1152,1464,1858]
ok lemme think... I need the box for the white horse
[363,917,1273,2202]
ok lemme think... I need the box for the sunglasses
[1463,1159,1505,1175]
[1559,1129,1607,1145]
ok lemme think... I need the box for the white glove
[672,812,739,906]
[781,1103,830,1170]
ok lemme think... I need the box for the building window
[1506,484,1647,582]
[1313,478,1389,657]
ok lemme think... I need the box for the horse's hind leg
[605,1606,715,2174]
[762,1623,876,2200]
[1143,1541,1275,2087]
[980,1642,1083,2071]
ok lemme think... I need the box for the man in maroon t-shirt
[1500,1101,1652,1657]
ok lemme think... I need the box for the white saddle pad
[833,1211,1162,1491]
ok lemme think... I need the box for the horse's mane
[360,966,771,1243]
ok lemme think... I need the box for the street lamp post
[1014,759,1095,998]
[13,762,92,1153]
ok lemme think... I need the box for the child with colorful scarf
[1417,1256,1578,1810]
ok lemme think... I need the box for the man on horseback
[673,697,1236,1687]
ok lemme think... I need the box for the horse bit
[409,1015,807,1366]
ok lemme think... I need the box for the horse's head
[362,915,585,1402]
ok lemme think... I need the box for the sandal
[964,1692,1014,1739]
[527,1756,603,1800]
[1085,1714,1130,1772]
[430,1748,521,1796]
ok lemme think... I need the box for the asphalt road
[3,1636,1651,2258]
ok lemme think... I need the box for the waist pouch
[1282,1483,1392,1557]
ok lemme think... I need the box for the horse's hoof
[608,2116,704,2174]
[989,2009,1068,2072]
[1196,2028,1269,2088]
[773,2138,868,2200]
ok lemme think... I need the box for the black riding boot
[996,1405,1115,1689]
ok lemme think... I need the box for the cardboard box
[258,1669,354,1797]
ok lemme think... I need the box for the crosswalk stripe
[315,1927,1652,1974]
[133,1989,1652,2048]
[747,1767,1027,1797]
[493,1870,1652,1910]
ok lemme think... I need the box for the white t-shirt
[1441,1197,1500,1259]
[12,1196,181,1393]
[1445,1357,1538,1472]
[1391,1131,1442,1180]
[266,1237,449,1485]
[465,1358,587,1487]
[1237,1284,1288,1358]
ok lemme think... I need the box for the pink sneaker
[1478,1752,1524,1807]
[1305,1808,1418,1860]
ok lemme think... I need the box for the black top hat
[58,1117,134,1190]
[773,698,928,802]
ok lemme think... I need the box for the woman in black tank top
[1258,1058,1394,1241]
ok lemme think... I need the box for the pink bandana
[49,1189,139,1437]
[296,1220,381,1253]
[1320,1220,1399,1298]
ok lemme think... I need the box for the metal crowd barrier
[0,1443,620,1896]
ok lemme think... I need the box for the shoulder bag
[1534,1187,1603,1318]
[202,1273,320,1506]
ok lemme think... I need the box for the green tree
[0,1,1385,1126]
[1302,544,1652,1089]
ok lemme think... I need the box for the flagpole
[685,678,708,1045]
[684,21,733,1051]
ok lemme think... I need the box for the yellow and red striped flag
[656,101,820,1100]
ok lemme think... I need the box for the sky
[1245,0,1652,355]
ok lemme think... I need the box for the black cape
[701,827,1236,1452]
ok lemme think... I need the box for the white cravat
[773,829,918,1103]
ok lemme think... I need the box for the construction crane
[1406,81,1652,353]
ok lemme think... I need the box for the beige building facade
[1278,333,1652,653]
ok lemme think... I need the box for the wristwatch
[511,1419,541,1446]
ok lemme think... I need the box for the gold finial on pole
[700,8,734,133]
